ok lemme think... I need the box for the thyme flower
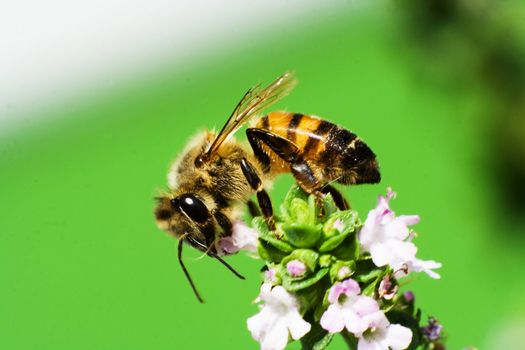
[242,185,444,350]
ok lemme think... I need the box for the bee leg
[313,190,326,217]
[178,239,205,303]
[247,128,301,164]
[320,185,350,210]
[213,210,233,237]
[247,129,272,173]
[247,200,261,218]
[240,157,275,230]
[247,128,325,215]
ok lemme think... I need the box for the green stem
[341,331,357,350]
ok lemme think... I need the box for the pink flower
[217,221,258,255]
[247,283,311,350]
[321,279,381,335]
[359,188,441,279]
[357,313,412,350]
[286,260,307,277]
[320,279,413,350]
[403,258,442,279]
[264,268,278,283]
[378,275,398,300]
[337,266,352,280]
[332,219,345,232]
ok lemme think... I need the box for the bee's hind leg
[239,158,275,230]
[320,185,350,211]
[246,128,325,216]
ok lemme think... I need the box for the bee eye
[173,194,209,223]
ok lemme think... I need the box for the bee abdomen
[258,112,335,156]
[257,112,380,185]
[258,112,364,160]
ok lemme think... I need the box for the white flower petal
[352,295,380,316]
[343,310,370,335]
[269,285,296,307]
[248,284,311,350]
[364,310,390,330]
[358,225,376,248]
[383,218,410,240]
[258,283,273,301]
[261,319,289,350]
[217,221,259,255]
[357,337,384,350]
[398,214,420,226]
[359,189,441,279]
[357,323,412,350]
[408,258,442,279]
[368,242,391,267]
[385,324,412,350]
[386,240,417,263]
[248,308,276,340]
[288,313,312,340]
[320,304,346,333]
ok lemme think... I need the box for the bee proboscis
[154,72,380,302]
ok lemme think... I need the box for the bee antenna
[177,239,205,303]
[210,253,246,280]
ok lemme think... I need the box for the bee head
[154,193,213,251]
[154,192,244,303]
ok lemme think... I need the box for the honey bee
[154,72,380,302]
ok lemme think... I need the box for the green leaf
[328,234,359,260]
[312,333,334,350]
[361,276,380,297]
[284,184,309,206]
[253,217,295,254]
[354,259,385,282]
[321,193,338,218]
[289,198,311,225]
[279,223,323,248]
[318,254,334,268]
[282,268,329,292]
[319,210,360,254]
[258,235,295,253]
[295,276,331,314]
[323,210,360,237]
[280,185,309,221]
[257,240,289,263]
[307,194,319,225]
[318,234,349,253]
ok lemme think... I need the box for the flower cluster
[320,279,412,350]
[221,185,443,350]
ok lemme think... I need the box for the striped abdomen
[254,112,380,189]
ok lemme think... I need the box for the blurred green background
[2,1,525,349]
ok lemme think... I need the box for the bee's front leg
[239,158,275,231]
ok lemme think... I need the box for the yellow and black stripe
[253,111,380,185]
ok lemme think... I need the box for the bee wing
[204,72,297,159]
